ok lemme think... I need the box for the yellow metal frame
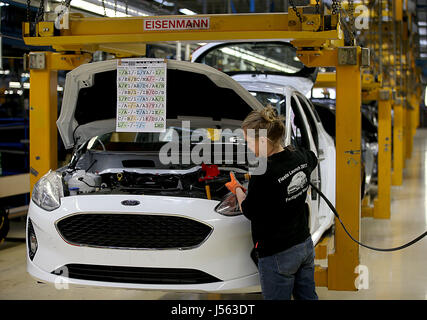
[23,13,340,55]
[373,88,392,219]
[315,72,393,220]
[28,52,91,195]
[299,47,362,290]
[392,101,404,186]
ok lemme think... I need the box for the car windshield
[197,42,305,74]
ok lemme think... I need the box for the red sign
[144,17,210,31]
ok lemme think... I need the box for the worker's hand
[225,172,246,195]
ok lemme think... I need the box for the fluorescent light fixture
[57,86,63,92]
[179,8,197,15]
[9,82,21,88]
[153,0,174,6]
[23,82,30,89]
[250,92,257,96]
[52,0,149,17]
[420,39,427,46]
[268,98,279,104]
[219,47,300,73]
[0,70,10,75]
[21,72,30,78]
[419,21,427,26]
[421,53,427,58]
[17,90,23,95]
[77,0,127,17]
[0,2,10,6]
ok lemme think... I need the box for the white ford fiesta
[27,56,334,293]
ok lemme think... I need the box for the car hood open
[57,59,264,149]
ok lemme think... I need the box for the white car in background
[27,52,334,293]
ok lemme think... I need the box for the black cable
[309,182,427,252]
[77,177,97,188]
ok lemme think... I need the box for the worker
[225,105,319,300]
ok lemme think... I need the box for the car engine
[62,164,248,201]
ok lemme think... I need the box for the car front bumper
[27,194,260,293]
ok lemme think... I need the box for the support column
[28,52,91,195]
[392,100,403,186]
[401,104,407,168]
[29,52,58,196]
[373,89,392,219]
[405,104,413,159]
[327,47,361,291]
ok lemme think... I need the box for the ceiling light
[52,0,150,17]
[9,82,21,88]
[153,0,174,6]
[179,8,197,15]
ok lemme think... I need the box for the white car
[192,41,336,246]
[27,53,334,293]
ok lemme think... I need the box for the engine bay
[62,164,249,201]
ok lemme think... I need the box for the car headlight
[214,192,242,216]
[31,170,64,211]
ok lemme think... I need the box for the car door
[297,93,336,241]
[284,89,319,233]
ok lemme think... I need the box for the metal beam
[23,12,340,54]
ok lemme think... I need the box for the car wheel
[0,207,9,244]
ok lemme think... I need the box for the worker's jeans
[258,236,318,300]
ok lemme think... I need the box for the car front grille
[52,264,221,284]
[56,213,212,249]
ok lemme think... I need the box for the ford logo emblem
[121,200,140,206]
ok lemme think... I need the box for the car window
[290,96,310,150]
[250,91,285,115]
[295,94,319,152]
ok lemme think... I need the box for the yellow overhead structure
[23,12,340,53]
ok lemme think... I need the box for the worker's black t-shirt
[241,146,318,258]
